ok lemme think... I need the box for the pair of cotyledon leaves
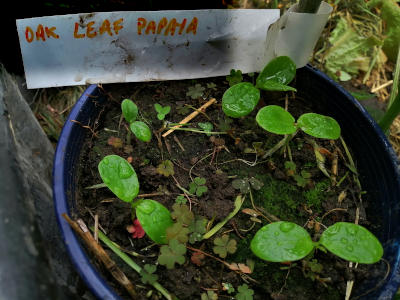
[221,56,341,140]
[121,99,152,142]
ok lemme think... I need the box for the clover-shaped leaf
[158,239,187,269]
[201,291,218,300]
[166,223,190,244]
[186,84,205,99]
[130,121,152,142]
[198,122,213,136]
[213,234,237,258]
[154,103,171,120]
[157,160,175,177]
[121,99,138,123]
[248,177,263,190]
[171,203,194,225]
[226,69,243,86]
[175,195,187,204]
[207,82,217,90]
[232,179,250,194]
[236,284,254,300]
[222,283,235,294]
[188,218,207,244]
[189,177,208,196]
[98,155,139,202]
[140,264,158,285]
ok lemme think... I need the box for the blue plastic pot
[53,65,400,299]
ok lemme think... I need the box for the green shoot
[189,177,208,196]
[158,239,187,269]
[157,160,175,177]
[121,99,152,142]
[213,234,237,258]
[226,69,243,86]
[154,103,171,120]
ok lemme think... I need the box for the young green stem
[262,131,297,159]
[297,0,322,13]
[92,228,176,300]
[379,82,400,134]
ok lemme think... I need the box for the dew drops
[279,222,295,233]
[103,157,109,165]
[139,201,155,214]
[274,231,280,236]
[119,161,134,179]
[341,237,348,244]
[346,245,354,252]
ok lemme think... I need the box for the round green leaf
[256,56,296,91]
[98,155,139,202]
[130,121,152,142]
[256,105,296,135]
[222,82,260,118]
[135,199,173,244]
[251,221,314,262]
[297,113,341,139]
[320,222,383,264]
[121,99,138,123]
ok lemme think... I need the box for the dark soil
[75,75,386,300]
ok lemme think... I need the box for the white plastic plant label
[16,10,280,89]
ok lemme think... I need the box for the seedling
[156,160,175,177]
[226,69,243,86]
[175,195,187,204]
[232,177,263,194]
[140,264,159,285]
[198,122,213,136]
[188,218,207,244]
[235,284,254,300]
[158,239,187,269]
[221,56,296,118]
[121,99,152,142]
[213,234,237,258]
[222,283,235,294]
[98,155,173,244]
[166,223,190,244]
[171,203,194,225]
[201,291,218,300]
[154,103,171,120]
[186,83,205,99]
[189,177,208,196]
[251,221,383,264]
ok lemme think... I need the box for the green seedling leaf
[188,218,207,244]
[250,221,314,262]
[158,239,186,269]
[130,121,152,142]
[207,82,217,90]
[135,199,173,244]
[171,203,194,225]
[140,264,158,285]
[222,282,235,294]
[232,179,250,194]
[189,177,208,196]
[201,291,218,300]
[98,155,139,202]
[175,195,187,204]
[319,222,383,264]
[198,122,213,136]
[294,174,307,187]
[297,113,341,140]
[154,103,171,120]
[222,82,260,118]
[284,161,296,171]
[186,84,205,99]
[213,234,237,258]
[121,99,138,123]
[256,56,296,91]
[248,177,263,190]
[157,160,175,177]
[166,223,190,243]
[256,105,296,135]
[226,69,243,86]
[236,284,254,300]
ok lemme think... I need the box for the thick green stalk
[379,88,400,134]
[297,0,322,13]
[388,46,400,108]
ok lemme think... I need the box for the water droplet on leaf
[279,222,295,233]
[119,161,133,179]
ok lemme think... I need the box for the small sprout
[98,155,139,202]
[191,250,205,266]
[232,177,263,194]
[222,283,235,294]
[189,177,208,196]
[319,222,383,264]
[157,160,175,177]
[248,177,263,190]
[226,69,243,86]
[154,103,171,120]
[166,223,190,244]
[107,136,123,148]
[121,99,138,123]
[171,203,195,225]
[201,291,218,300]
[135,199,174,244]
[126,219,145,239]
[188,218,207,244]
[294,170,312,187]
[177,104,190,115]
[256,56,296,92]
[175,195,187,204]
[140,264,158,285]
[250,221,314,262]
[158,239,186,269]
[130,121,152,142]
[284,161,296,175]
[213,234,237,258]
[235,284,254,300]
[222,82,260,118]
[186,84,205,99]
[198,122,213,136]
[207,82,217,90]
